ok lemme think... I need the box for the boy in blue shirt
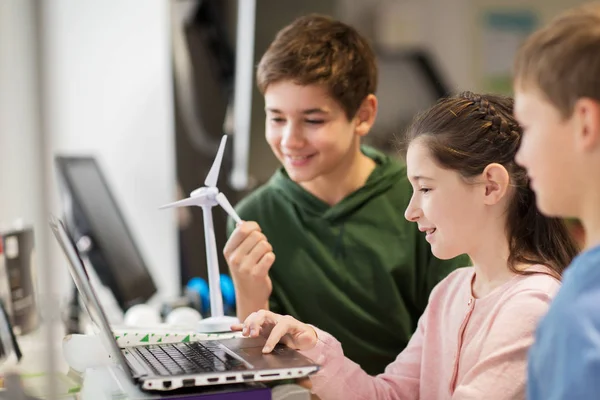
[513,3,600,399]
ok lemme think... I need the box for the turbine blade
[159,196,202,209]
[205,135,228,187]
[216,193,241,224]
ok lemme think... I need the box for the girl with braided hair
[232,92,579,400]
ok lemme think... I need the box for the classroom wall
[338,0,594,91]
[242,0,595,187]
[0,0,179,306]
[39,0,179,302]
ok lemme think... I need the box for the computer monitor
[54,156,157,311]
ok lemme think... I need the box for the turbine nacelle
[182,187,219,206]
[190,187,217,198]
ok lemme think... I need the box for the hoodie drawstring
[333,223,346,259]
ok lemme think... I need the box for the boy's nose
[281,124,304,148]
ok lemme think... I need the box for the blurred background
[0,0,590,327]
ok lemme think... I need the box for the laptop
[49,215,319,391]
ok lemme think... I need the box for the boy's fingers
[234,231,266,263]
[223,222,261,256]
[243,239,272,273]
[226,233,266,271]
[239,221,261,234]
[255,252,276,276]
[238,241,274,278]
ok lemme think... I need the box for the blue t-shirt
[528,245,600,400]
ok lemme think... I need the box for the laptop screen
[49,215,134,380]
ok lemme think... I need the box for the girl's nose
[404,197,422,222]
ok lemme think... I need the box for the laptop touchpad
[223,337,268,349]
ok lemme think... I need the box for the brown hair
[403,92,579,279]
[256,14,378,120]
[513,3,600,118]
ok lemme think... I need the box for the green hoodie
[227,146,470,375]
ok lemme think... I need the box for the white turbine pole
[201,205,223,318]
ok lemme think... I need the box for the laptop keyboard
[132,341,248,376]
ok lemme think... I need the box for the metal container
[1,226,39,335]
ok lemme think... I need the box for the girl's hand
[231,310,318,353]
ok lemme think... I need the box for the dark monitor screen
[54,156,157,311]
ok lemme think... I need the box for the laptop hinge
[122,348,152,378]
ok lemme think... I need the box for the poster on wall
[481,10,538,94]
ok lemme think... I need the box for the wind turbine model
[160,135,242,333]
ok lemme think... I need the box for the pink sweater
[301,266,560,400]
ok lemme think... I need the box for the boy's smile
[283,153,316,167]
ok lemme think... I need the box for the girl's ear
[482,163,510,205]
[355,94,378,137]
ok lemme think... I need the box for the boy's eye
[270,117,285,123]
[419,188,431,194]
[305,119,324,125]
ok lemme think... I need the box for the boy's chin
[284,168,318,183]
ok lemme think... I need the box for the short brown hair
[256,14,378,120]
[513,3,600,118]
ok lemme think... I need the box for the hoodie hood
[270,146,405,223]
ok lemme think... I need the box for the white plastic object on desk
[198,315,240,333]
[80,364,149,399]
[62,334,112,373]
[123,304,161,327]
[165,306,202,328]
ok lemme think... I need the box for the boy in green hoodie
[223,14,469,375]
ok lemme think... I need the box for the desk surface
[0,323,77,398]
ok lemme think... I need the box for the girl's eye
[419,188,431,194]
[271,118,285,123]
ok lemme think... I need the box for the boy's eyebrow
[302,108,328,115]
[265,107,328,114]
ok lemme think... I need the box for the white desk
[0,325,77,398]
